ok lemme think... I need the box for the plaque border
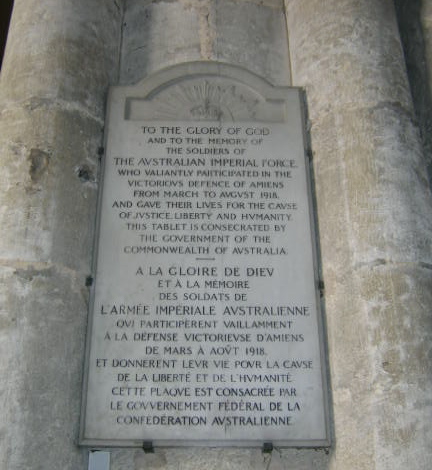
[79,61,332,449]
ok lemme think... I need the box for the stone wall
[286,0,432,468]
[395,0,432,185]
[119,0,290,86]
[0,1,431,469]
[0,1,122,468]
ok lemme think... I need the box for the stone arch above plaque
[122,62,292,122]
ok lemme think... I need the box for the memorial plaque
[80,63,330,447]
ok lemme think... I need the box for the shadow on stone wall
[0,0,14,69]
[395,0,432,189]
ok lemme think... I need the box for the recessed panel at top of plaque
[80,62,330,448]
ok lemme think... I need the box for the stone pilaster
[285,0,432,468]
[422,0,432,93]
[120,0,290,86]
[420,0,432,181]
[2,0,431,469]
[394,0,432,184]
[0,1,122,468]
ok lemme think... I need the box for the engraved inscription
[80,66,329,448]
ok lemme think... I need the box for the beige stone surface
[0,264,89,468]
[120,0,290,85]
[0,107,102,268]
[421,0,432,178]
[423,1,432,85]
[286,0,432,468]
[394,0,432,187]
[0,0,122,468]
[1,0,431,468]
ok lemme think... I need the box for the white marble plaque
[80,63,330,447]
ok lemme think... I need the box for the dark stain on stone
[355,259,387,270]
[11,143,22,157]
[419,262,432,271]
[28,149,50,183]
[373,258,387,267]
[113,0,121,13]
[25,97,52,111]
[0,315,17,330]
[395,0,432,189]
[75,164,95,183]
[98,147,104,163]
[14,266,55,282]
[370,101,416,126]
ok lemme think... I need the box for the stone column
[285,0,432,469]
[0,1,122,469]
[119,0,290,86]
[422,1,432,92]
[421,0,432,179]
[394,0,432,184]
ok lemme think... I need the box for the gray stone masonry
[286,0,432,468]
[0,0,431,469]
